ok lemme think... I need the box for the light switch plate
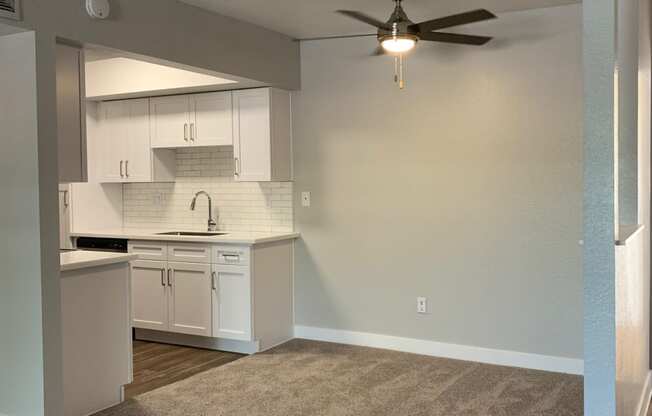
[301,191,311,207]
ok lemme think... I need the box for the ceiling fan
[301,0,497,89]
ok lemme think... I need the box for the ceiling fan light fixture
[380,35,417,53]
[334,4,496,89]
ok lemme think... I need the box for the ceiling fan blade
[336,10,391,30]
[297,34,377,42]
[410,9,496,33]
[419,32,492,45]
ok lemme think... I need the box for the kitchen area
[56,42,298,415]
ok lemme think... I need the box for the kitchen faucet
[190,191,217,231]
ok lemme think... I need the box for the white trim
[636,371,652,416]
[294,325,583,375]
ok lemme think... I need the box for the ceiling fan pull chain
[394,56,399,83]
[399,54,405,89]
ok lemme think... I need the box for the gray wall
[293,4,583,359]
[15,0,300,90]
[0,29,62,416]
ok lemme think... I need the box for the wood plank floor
[124,340,244,399]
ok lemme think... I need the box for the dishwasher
[75,237,129,253]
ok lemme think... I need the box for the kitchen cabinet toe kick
[133,328,263,355]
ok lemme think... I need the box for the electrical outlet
[417,297,427,314]
[152,193,164,206]
[301,191,311,207]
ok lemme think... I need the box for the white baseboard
[294,325,583,375]
[636,371,652,416]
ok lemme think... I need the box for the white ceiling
[179,0,580,39]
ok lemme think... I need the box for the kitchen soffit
[178,0,580,39]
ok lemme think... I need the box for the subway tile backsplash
[122,147,293,233]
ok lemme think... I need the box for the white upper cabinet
[151,92,233,148]
[97,100,129,182]
[91,99,175,183]
[88,89,293,184]
[57,43,88,183]
[150,95,190,148]
[191,92,233,146]
[233,88,292,182]
[125,102,155,182]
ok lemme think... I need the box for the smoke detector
[86,0,110,19]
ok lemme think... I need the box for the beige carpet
[96,339,583,416]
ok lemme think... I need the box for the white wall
[85,58,237,100]
[615,1,652,415]
[293,4,583,360]
[638,0,652,399]
[616,229,648,416]
[70,183,123,232]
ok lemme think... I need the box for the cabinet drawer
[129,241,168,261]
[168,243,211,264]
[212,246,250,267]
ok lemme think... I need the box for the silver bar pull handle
[211,271,217,291]
[167,268,172,287]
[223,254,240,263]
[125,160,129,178]
[160,269,166,287]
[184,123,188,142]
[190,123,195,142]
[120,160,124,178]
[59,190,70,207]
[234,158,240,176]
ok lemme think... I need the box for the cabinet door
[97,101,128,182]
[168,262,212,337]
[150,96,190,148]
[191,92,233,146]
[131,260,168,331]
[124,99,152,182]
[212,264,252,341]
[56,43,87,183]
[233,89,272,182]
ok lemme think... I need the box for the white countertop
[70,228,300,245]
[60,250,138,272]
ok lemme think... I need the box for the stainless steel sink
[156,231,228,237]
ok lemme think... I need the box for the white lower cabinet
[130,239,293,353]
[212,264,251,341]
[130,256,212,337]
[168,262,212,337]
[131,260,168,331]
